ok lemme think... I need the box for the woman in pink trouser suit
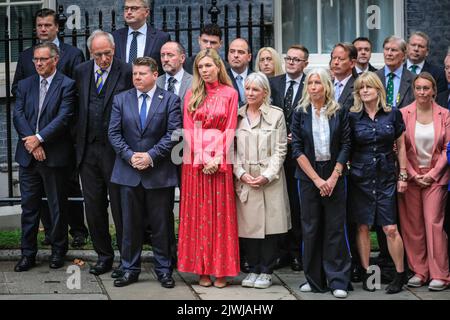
[399,72,450,291]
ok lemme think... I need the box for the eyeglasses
[92,51,113,58]
[123,6,146,12]
[32,56,53,63]
[284,56,306,64]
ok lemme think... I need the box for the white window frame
[0,0,54,97]
[274,0,405,69]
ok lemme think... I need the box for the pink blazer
[400,101,450,186]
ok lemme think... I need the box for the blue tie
[235,75,246,104]
[140,93,148,129]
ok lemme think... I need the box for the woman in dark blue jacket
[291,68,351,299]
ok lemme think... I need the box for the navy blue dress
[348,108,405,226]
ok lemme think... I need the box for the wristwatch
[398,172,408,182]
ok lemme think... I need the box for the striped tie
[95,69,105,94]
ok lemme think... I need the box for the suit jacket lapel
[304,107,314,154]
[143,24,156,57]
[398,70,412,107]
[40,72,62,116]
[406,106,418,156]
[31,75,40,128]
[120,29,128,62]
[142,87,164,133]
[128,88,141,131]
[431,103,442,157]
[103,60,121,110]
[83,61,94,114]
[179,73,189,99]
[339,77,355,104]
[290,74,305,116]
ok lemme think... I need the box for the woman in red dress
[177,49,240,288]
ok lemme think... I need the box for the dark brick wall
[405,0,450,66]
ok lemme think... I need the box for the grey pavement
[0,251,449,300]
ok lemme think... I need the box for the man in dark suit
[73,30,133,277]
[108,57,182,288]
[183,23,225,74]
[352,37,378,75]
[12,8,88,248]
[331,42,358,111]
[376,36,415,109]
[437,53,450,109]
[406,31,447,94]
[112,0,170,74]
[269,44,308,272]
[13,42,75,271]
[227,38,253,107]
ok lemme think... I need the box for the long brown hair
[188,49,232,113]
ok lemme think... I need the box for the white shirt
[406,59,425,74]
[136,85,157,117]
[165,68,185,95]
[415,121,434,168]
[126,23,148,63]
[36,70,57,141]
[230,68,249,82]
[355,65,369,74]
[311,105,331,161]
[285,74,304,101]
[94,62,112,83]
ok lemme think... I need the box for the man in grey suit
[157,41,193,109]
[376,36,415,109]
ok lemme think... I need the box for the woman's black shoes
[385,271,407,294]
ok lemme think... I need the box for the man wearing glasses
[269,44,309,272]
[112,0,170,74]
[73,30,133,278]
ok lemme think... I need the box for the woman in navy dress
[348,71,408,294]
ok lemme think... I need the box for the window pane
[321,0,356,53]
[0,7,6,63]
[282,0,318,53]
[10,4,42,61]
[359,0,394,52]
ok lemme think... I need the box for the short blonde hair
[244,72,272,106]
[298,68,341,118]
[254,47,284,77]
[351,71,391,113]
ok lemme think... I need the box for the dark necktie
[284,80,296,114]
[410,64,419,74]
[140,93,148,129]
[167,76,176,93]
[387,72,395,107]
[128,31,140,64]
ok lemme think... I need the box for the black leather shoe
[361,269,376,292]
[49,255,65,269]
[111,267,124,279]
[89,261,113,276]
[386,271,407,294]
[158,273,175,288]
[71,235,87,248]
[14,256,36,272]
[274,256,290,270]
[351,264,363,283]
[113,272,139,287]
[240,260,250,273]
[291,257,303,271]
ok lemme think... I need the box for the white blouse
[415,121,434,168]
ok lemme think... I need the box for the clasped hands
[240,173,269,188]
[130,152,152,170]
[202,157,221,175]
[313,175,338,197]
[413,174,433,189]
[23,135,46,162]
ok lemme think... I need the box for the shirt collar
[231,68,249,80]
[286,73,303,84]
[334,74,352,88]
[385,65,404,78]
[166,68,184,84]
[39,69,57,87]
[355,65,368,74]
[137,85,157,101]
[52,37,60,48]
[406,59,425,70]
[94,62,112,74]
[129,23,147,36]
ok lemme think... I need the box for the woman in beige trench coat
[234,72,291,289]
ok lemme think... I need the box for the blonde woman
[291,68,351,299]
[177,49,240,288]
[254,47,284,78]
[348,71,408,294]
[235,72,291,289]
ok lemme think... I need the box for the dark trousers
[299,161,351,292]
[120,185,175,276]
[241,235,280,274]
[278,157,302,262]
[79,143,122,264]
[19,163,69,257]
[40,164,88,239]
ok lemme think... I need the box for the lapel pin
[158,94,163,100]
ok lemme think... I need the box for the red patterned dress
[177,81,240,277]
